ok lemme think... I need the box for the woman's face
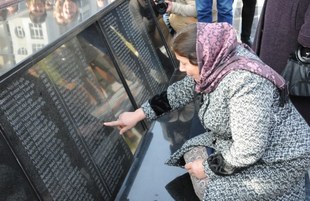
[175,53,199,81]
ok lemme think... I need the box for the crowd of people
[0,0,81,24]
[105,0,310,200]
[158,0,258,46]
[0,0,111,25]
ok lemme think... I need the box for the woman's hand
[185,159,207,179]
[103,108,146,135]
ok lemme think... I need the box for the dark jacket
[253,0,310,124]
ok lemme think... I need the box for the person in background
[54,0,79,25]
[26,0,47,24]
[62,0,78,21]
[164,0,197,33]
[240,0,256,46]
[6,3,19,16]
[253,0,310,125]
[45,0,54,11]
[253,1,310,200]
[104,22,310,200]
[97,0,108,8]
[196,0,232,24]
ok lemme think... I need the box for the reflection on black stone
[77,23,144,153]
[53,0,80,26]
[129,0,175,78]
[26,0,47,24]
[0,133,39,201]
[37,39,134,197]
[99,0,173,105]
[158,101,205,154]
[161,97,207,201]
[96,0,113,8]
[0,35,143,200]
[0,0,116,74]
[165,173,200,201]
[158,103,195,153]
[5,66,111,199]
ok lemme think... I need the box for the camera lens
[155,0,167,14]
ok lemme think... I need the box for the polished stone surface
[117,103,203,201]
[0,0,118,76]
[0,0,175,200]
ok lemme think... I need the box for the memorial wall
[0,0,176,200]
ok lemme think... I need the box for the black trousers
[241,0,257,41]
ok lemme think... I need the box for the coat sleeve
[141,76,196,120]
[171,0,197,17]
[224,73,273,167]
[207,72,274,176]
[298,3,310,47]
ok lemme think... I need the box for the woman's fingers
[119,126,130,135]
[185,162,194,176]
[103,120,122,127]
[104,120,130,135]
[186,159,207,179]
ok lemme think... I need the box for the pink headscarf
[195,22,287,100]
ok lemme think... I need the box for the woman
[104,23,310,200]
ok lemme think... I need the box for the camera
[154,0,167,15]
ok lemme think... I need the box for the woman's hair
[172,23,197,65]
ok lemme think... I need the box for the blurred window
[17,47,27,55]
[32,44,44,52]
[14,26,25,38]
[29,23,43,39]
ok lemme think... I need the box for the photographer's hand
[165,1,172,12]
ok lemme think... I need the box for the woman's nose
[179,65,185,72]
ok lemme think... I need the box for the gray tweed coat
[142,71,310,200]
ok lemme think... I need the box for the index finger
[103,120,122,127]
